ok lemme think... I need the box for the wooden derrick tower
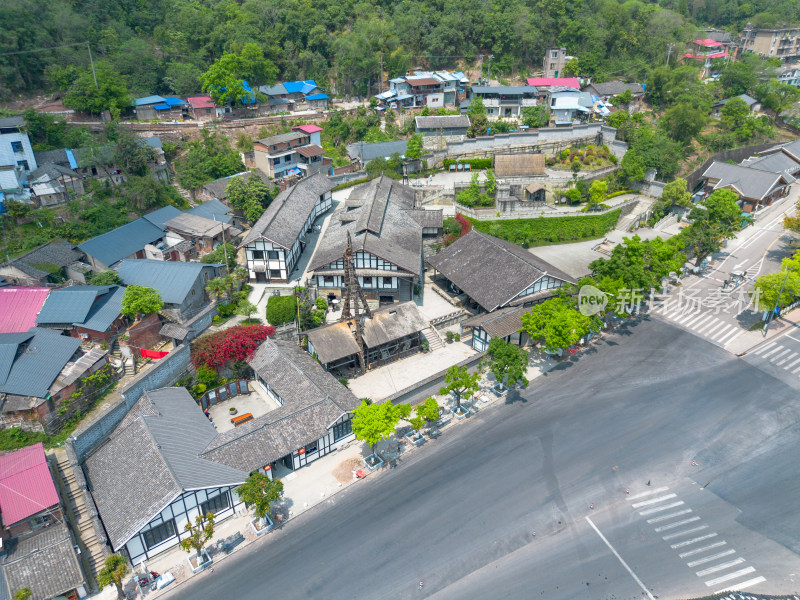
[341,231,372,371]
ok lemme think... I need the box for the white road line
[784,356,800,370]
[631,493,677,508]
[713,575,767,594]
[678,541,727,558]
[696,557,746,577]
[716,328,741,344]
[628,487,669,501]
[586,516,655,600]
[711,325,736,341]
[647,509,693,524]
[792,364,800,375]
[654,517,702,532]
[786,334,800,343]
[777,352,799,366]
[723,331,746,347]
[697,320,724,335]
[670,533,718,549]
[686,549,736,567]
[662,525,709,540]
[761,346,786,359]
[704,566,756,587]
[753,342,777,355]
[639,501,685,516]
[770,348,792,361]
[680,312,711,326]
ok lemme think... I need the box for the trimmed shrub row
[266,295,297,325]
[443,158,493,170]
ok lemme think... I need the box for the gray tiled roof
[78,218,164,267]
[760,139,800,162]
[740,151,800,175]
[258,84,288,96]
[703,161,794,201]
[0,239,83,281]
[71,144,115,168]
[201,170,273,202]
[471,86,538,95]
[427,230,576,312]
[583,81,644,97]
[255,131,305,147]
[240,173,334,249]
[80,285,125,332]
[36,286,112,326]
[200,339,359,472]
[165,213,239,238]
[0,117,24,129]
[160,322,193,341]
[33,149,69,169]
[2,522,84,600]
[28,163,79,182]
[308,176,423,275]
[405,208,443,229]
[414,115,471,130]
[141,205,182,229]
[84,388,248,550]
[117,259,221,305]
[712,93,757,109]
[345,140,409,163]
[0,328,81,399]
[187,199,233,224]
[462,305,527,339]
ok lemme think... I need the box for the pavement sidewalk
[726,305,800,356]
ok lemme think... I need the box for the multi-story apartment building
[739,25,800,62]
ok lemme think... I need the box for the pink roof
[708,51,729,59]
[527,77,580,89]
[293,124,322,134]
[187,96,217,109]
[0,287,50,334]
[0,443,59,527]
[695,38,724,48]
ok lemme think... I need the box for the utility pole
[666,43,674,65]
[87,42,98,89]
[379,52,383,94]
[763,269,790,337]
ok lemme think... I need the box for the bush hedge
[443,158,493,170]
[332,176,373,191]
[467,209,621,247]
[266,295,297,325]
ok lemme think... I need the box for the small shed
[494,153,546,177]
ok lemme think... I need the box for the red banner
[139,348,169,359]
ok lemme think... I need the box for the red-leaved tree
[455,213,473,236]
[191,325,275,370]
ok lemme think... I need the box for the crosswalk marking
[646,509,692,524]
[700,321,727,336]
[713,575,766,594]
[695,557,746,577]
[639,501,684,516]
[771,348,792,361]
[784,356,800,370]
[670,533,718,549]
[704,566,756,587]
[662,525,708,540]
[654,516,701,532]
[631,493,677,508]
[753,342,776,355]
[710,324,735,341]
[686,549,736,567]
[777,351,799,366]
[792,364,800,374]
[678,541,727,558]
[627,486,670,501]
[716,328,741,344]
[761,346,785,358]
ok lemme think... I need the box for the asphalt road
[171,317,800,600]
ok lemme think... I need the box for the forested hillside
[2,0,800,101]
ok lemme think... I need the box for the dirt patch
[332,457,362,483]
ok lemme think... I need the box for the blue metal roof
[163,97,187,106]
[395,94,414,101]
[304,93,328,100]
[141,205,182,229]
[65,149,77,170]
[283,80,318,94]
[0,328,81,398]
[153,103,171,110]
[186,199,233,224]
[135,95,166,106]
[37,287,108,325]
[81,285,125,332]
[117,260,222,305]
[78,219,164,267]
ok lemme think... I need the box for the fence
[455,198,637,221]
[430,310,470,328]
[199,379,250,410]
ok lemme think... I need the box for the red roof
[695,38,724,48]
[407,77,440,87]
[187,96,217,109]
[526,77,580,89]
[708,51,729,59]
[0,287,50,334]
[0,443,60,527]
[293,124,322,134]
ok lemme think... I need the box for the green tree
[405,133,425,160]
[175,131,245,191]
[521,105,549,128]
[486,338,529,387]
[562,57,580,77]
[660,178,692,208]
[89,270,122,285]
[752,270,800,311]
[352,400,403,459]
[237,472,284,525]
[180,512,215,562]
[416,397,440,424]
[63,62,131,118]
[201,242,238,271]
[754,78,800,115]
[113,130,156,177]
[164,62,203,96]
[588,180,607,204]
[719,62,756,96]
[620,148,645,184]
[97,554,129,600]
[612,88,633,109]
[238,300,258,321]
[590,235,685,291]
[720,96,751,131]
[678,189,744,265]
[659,102,707,145]
[225,175,275,213]
[468,95,486,116]
[121,285,163,319]
[201,43,278,104]
[521,296,595,352]
[13,589,31,600]
[439,365,480,412]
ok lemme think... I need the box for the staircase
[172,178,196,207]
[653,213,678,231]
[122,357,136,377]
[52,450,108,581]
[424,326,445,352]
